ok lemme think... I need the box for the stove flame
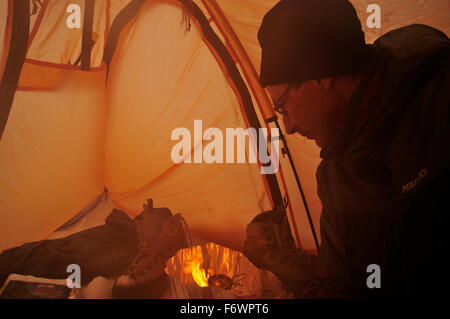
[179,245,212,287]
[167,243,238,288]
[191,259,209,287]
[165,243,289,298]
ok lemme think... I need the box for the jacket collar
[320,46,379,159]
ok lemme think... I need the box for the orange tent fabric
[0,0,449,252]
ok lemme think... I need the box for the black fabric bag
[0,209,139,287]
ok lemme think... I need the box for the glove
[243,205,296,268]
[243,205,318,292]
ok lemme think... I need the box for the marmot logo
[402,167,428,193]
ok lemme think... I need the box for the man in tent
[243,0,449,297]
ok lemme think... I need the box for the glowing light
[167,243,240,288]
[178,245,211,287]
[191,260,209,287]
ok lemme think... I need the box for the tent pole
[0,0,30,140]
[269,117,320,251]
[201,0,319,251]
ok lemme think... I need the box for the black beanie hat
[258,0,371,86]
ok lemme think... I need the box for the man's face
[267,80,338,149]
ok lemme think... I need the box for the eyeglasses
[273,84,293,116]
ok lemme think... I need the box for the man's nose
[283,115,296,135]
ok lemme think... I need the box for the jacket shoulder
[374,24,450,75]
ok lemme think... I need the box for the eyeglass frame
[273,84,294,116]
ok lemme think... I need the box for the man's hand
[243,205,318,295]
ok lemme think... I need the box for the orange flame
[191,260,209,287]
[167,243,239,288]
[181,245,211,287]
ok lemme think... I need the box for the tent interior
[0,0,449,298]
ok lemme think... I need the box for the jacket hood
[374,24,450,75]
[322,24,449,159]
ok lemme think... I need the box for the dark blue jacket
[316,24,450,297]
